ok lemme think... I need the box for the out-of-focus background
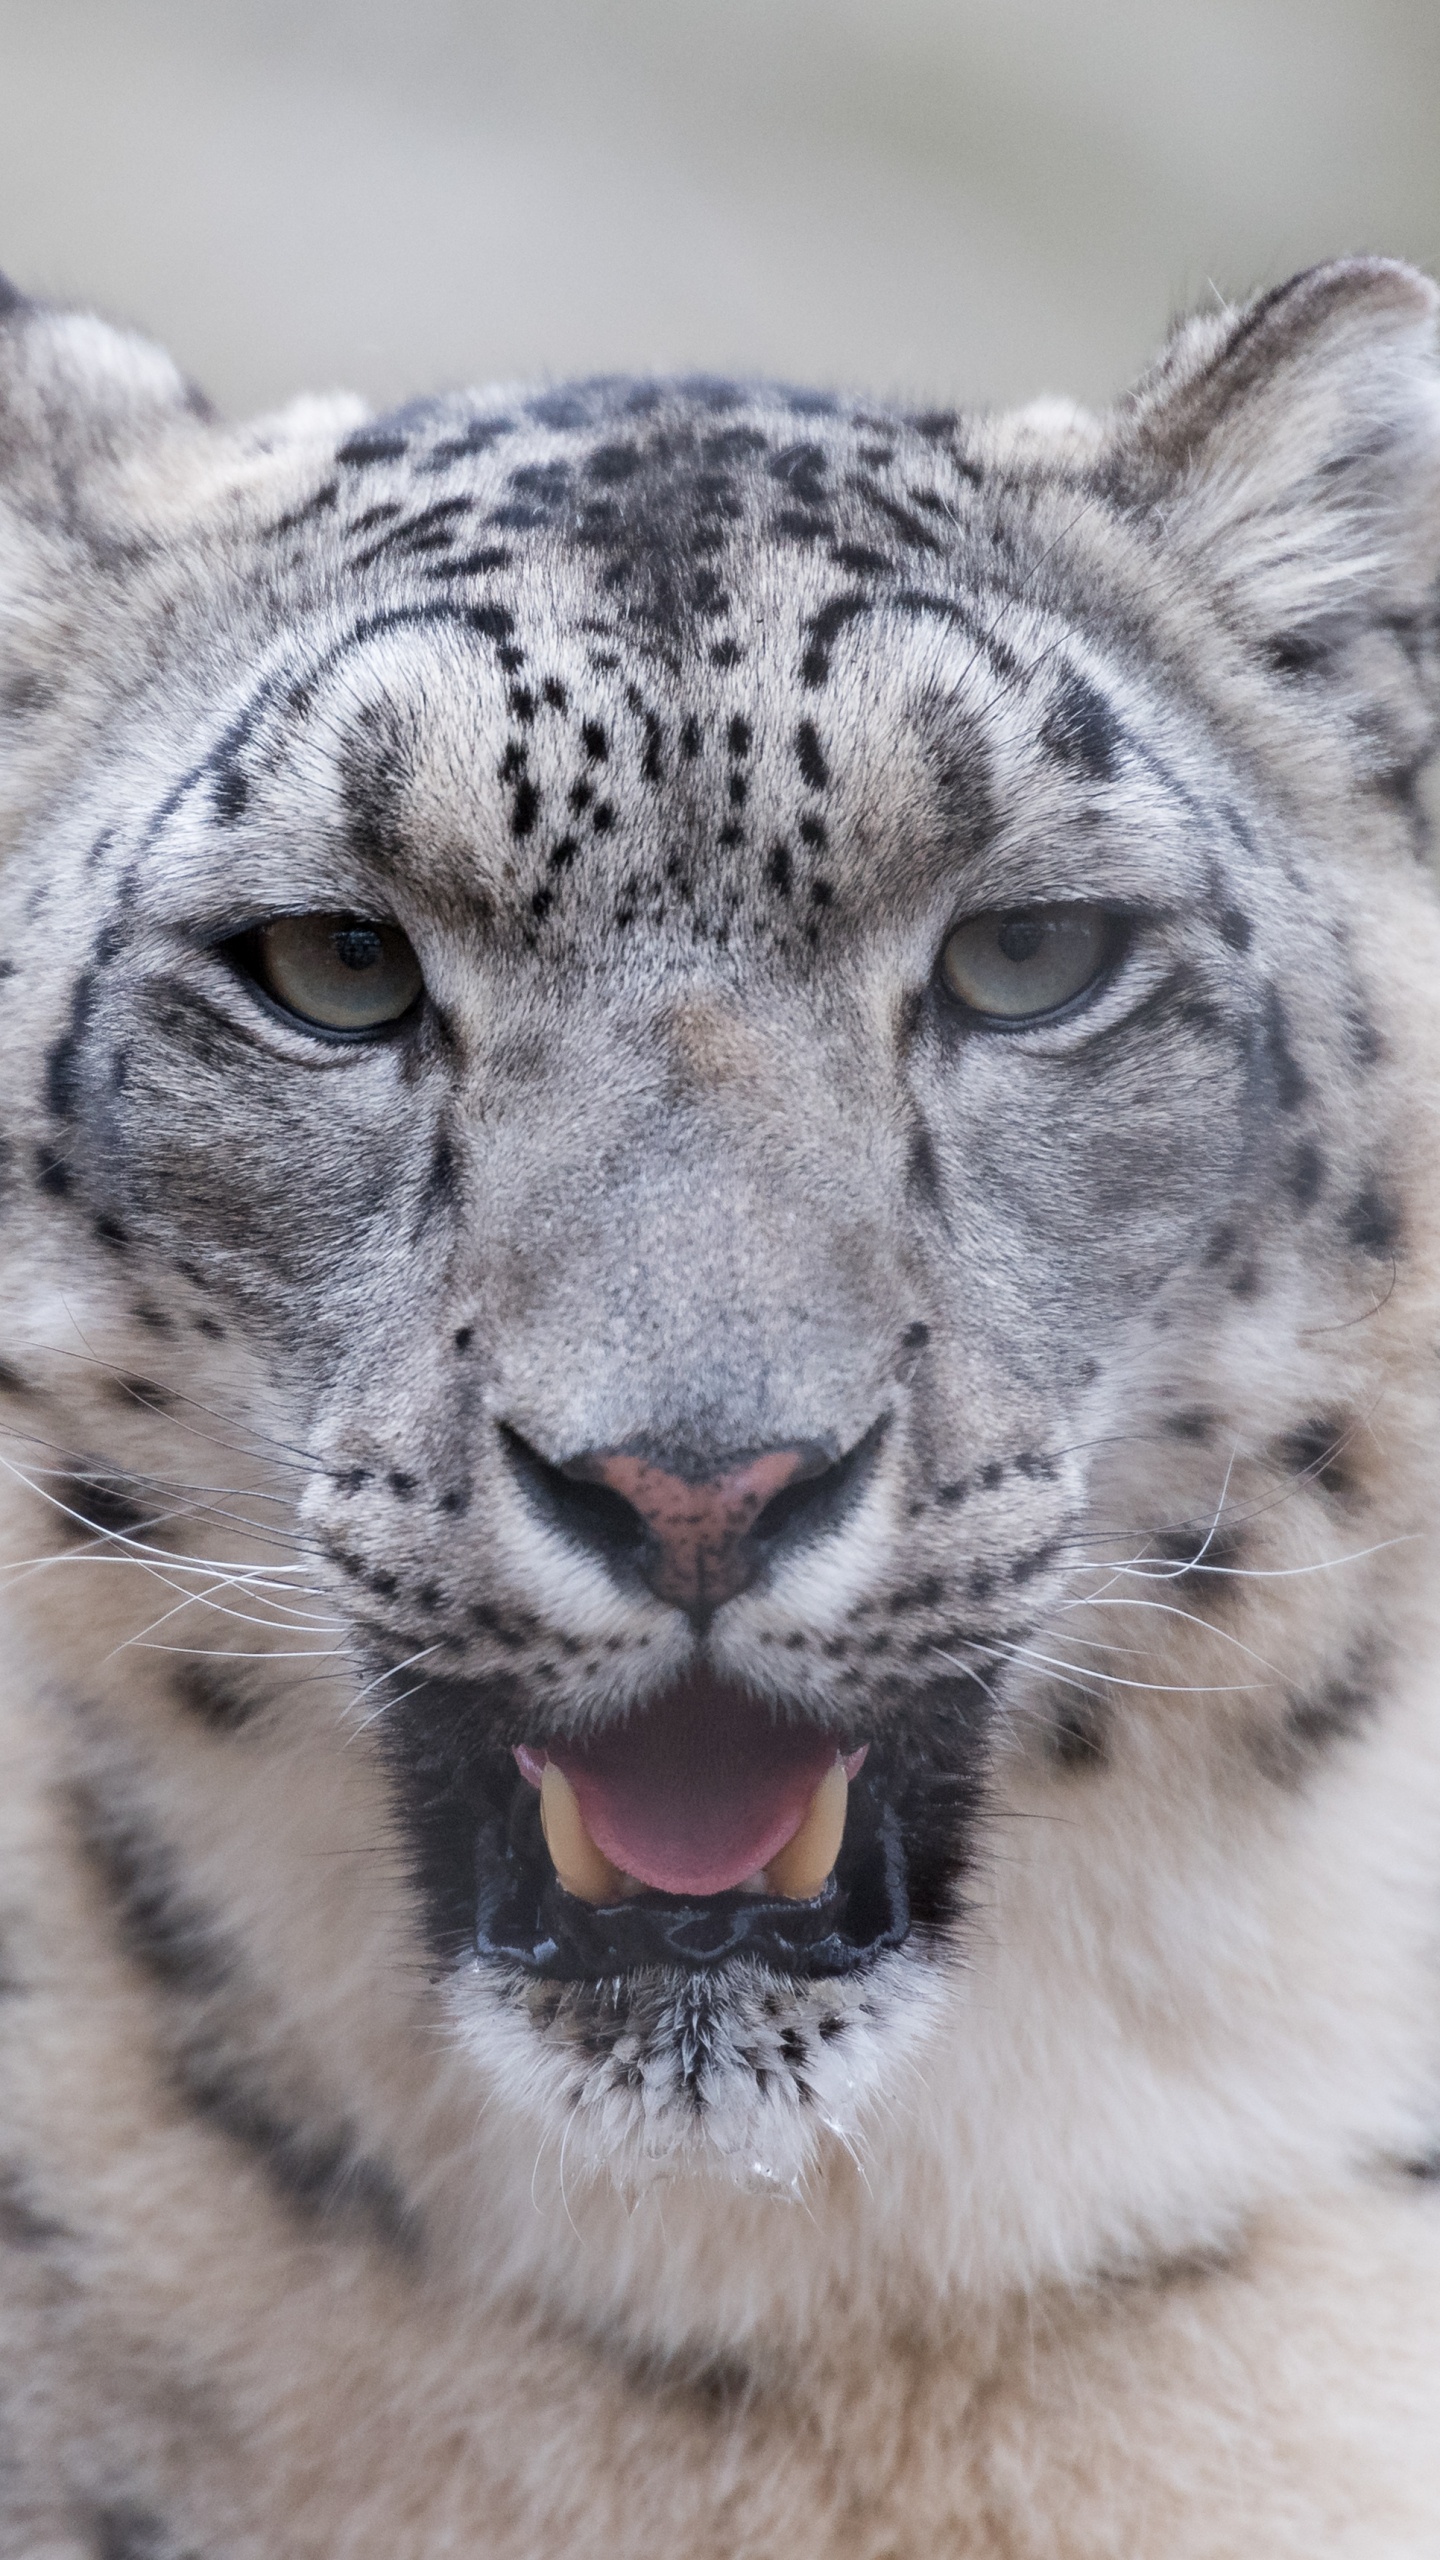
[0,0,1437,422]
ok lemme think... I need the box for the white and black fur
[2,260,1440,2554]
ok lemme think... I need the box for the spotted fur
[3,259,1440,2553]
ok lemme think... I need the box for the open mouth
[472,1674,911,1980]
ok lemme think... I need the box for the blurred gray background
[0,0,1437,423]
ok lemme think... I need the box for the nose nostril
[749,1460,837,1547]
[551,1473,649,1555]
[499,1424,650,1570]
[750,1416,889,1556]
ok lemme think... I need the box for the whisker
[967,1636,1263,1698]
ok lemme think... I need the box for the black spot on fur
[212,763,249,822]
[1344,1184,1401,1258]
[46,965,101,1120]
[0,1359,31,1395]
[1260,985,1307,1111]
[766,842,793,896]
[1264,628,1329,678]
[106,1374,174,1416]
[0,2165,70,2251]
[1344,1001,1384,1069]
[1219,907,1252,951]
[429,545,511,578]
[1163,1408,1216,1443]
[420,1131,458,1221]
[1041,675,1121,781]
[588,442,640,484]
[1149,1522,1246,1592]
[172,1663,257,1735]
[907,1123,942,1212]
[801,594,871,688]
[54,1475,149,1542]
[336,428,409,465]
[92,2504,194,2560]
[1288,1138,1325,1208]
[1265,1645,1382,1779]
[72,1785,233,1996]
[1010,1539,1061,1587]
[1050,1693,1108,1771]
[795,719,829,789]
[423,417,514,467]
[269,478,340,535]
[1275,1416,1353,1496]
[172,2040,419,2252]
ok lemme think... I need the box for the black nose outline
[500,1415,889,1623]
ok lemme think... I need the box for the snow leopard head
[2,260,1439,2193]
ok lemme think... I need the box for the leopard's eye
[939,904,1115,1023]
[249,914,424,1034]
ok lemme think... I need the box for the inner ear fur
[1104,259,1440,655]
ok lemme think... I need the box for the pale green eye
[940,904,1113,1022]
[254,914,424,1033]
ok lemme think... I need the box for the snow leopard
[1,252,1440,2557]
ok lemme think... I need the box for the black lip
[474,1757,910,1979]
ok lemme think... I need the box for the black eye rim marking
[217,912,428,1048]
[934,900,1135,1033]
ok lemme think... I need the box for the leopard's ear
[1106,261,1440,746]
[0,275,213,524]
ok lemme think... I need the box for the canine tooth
[539,1763,635,1904]
[765,1757,848,1901]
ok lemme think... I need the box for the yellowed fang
[538,1763,637,1904]
[765,1757,849,1901]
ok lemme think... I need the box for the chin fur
[449,1948,943,2196]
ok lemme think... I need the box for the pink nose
[569,1446,821,1612]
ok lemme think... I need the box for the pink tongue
[540,1676,841,1897]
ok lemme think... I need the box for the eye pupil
[332,927,385,974]
[996,917,1043,964]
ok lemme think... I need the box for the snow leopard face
[2,263,1437,2182]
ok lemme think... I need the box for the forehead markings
[113,600,525,894]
